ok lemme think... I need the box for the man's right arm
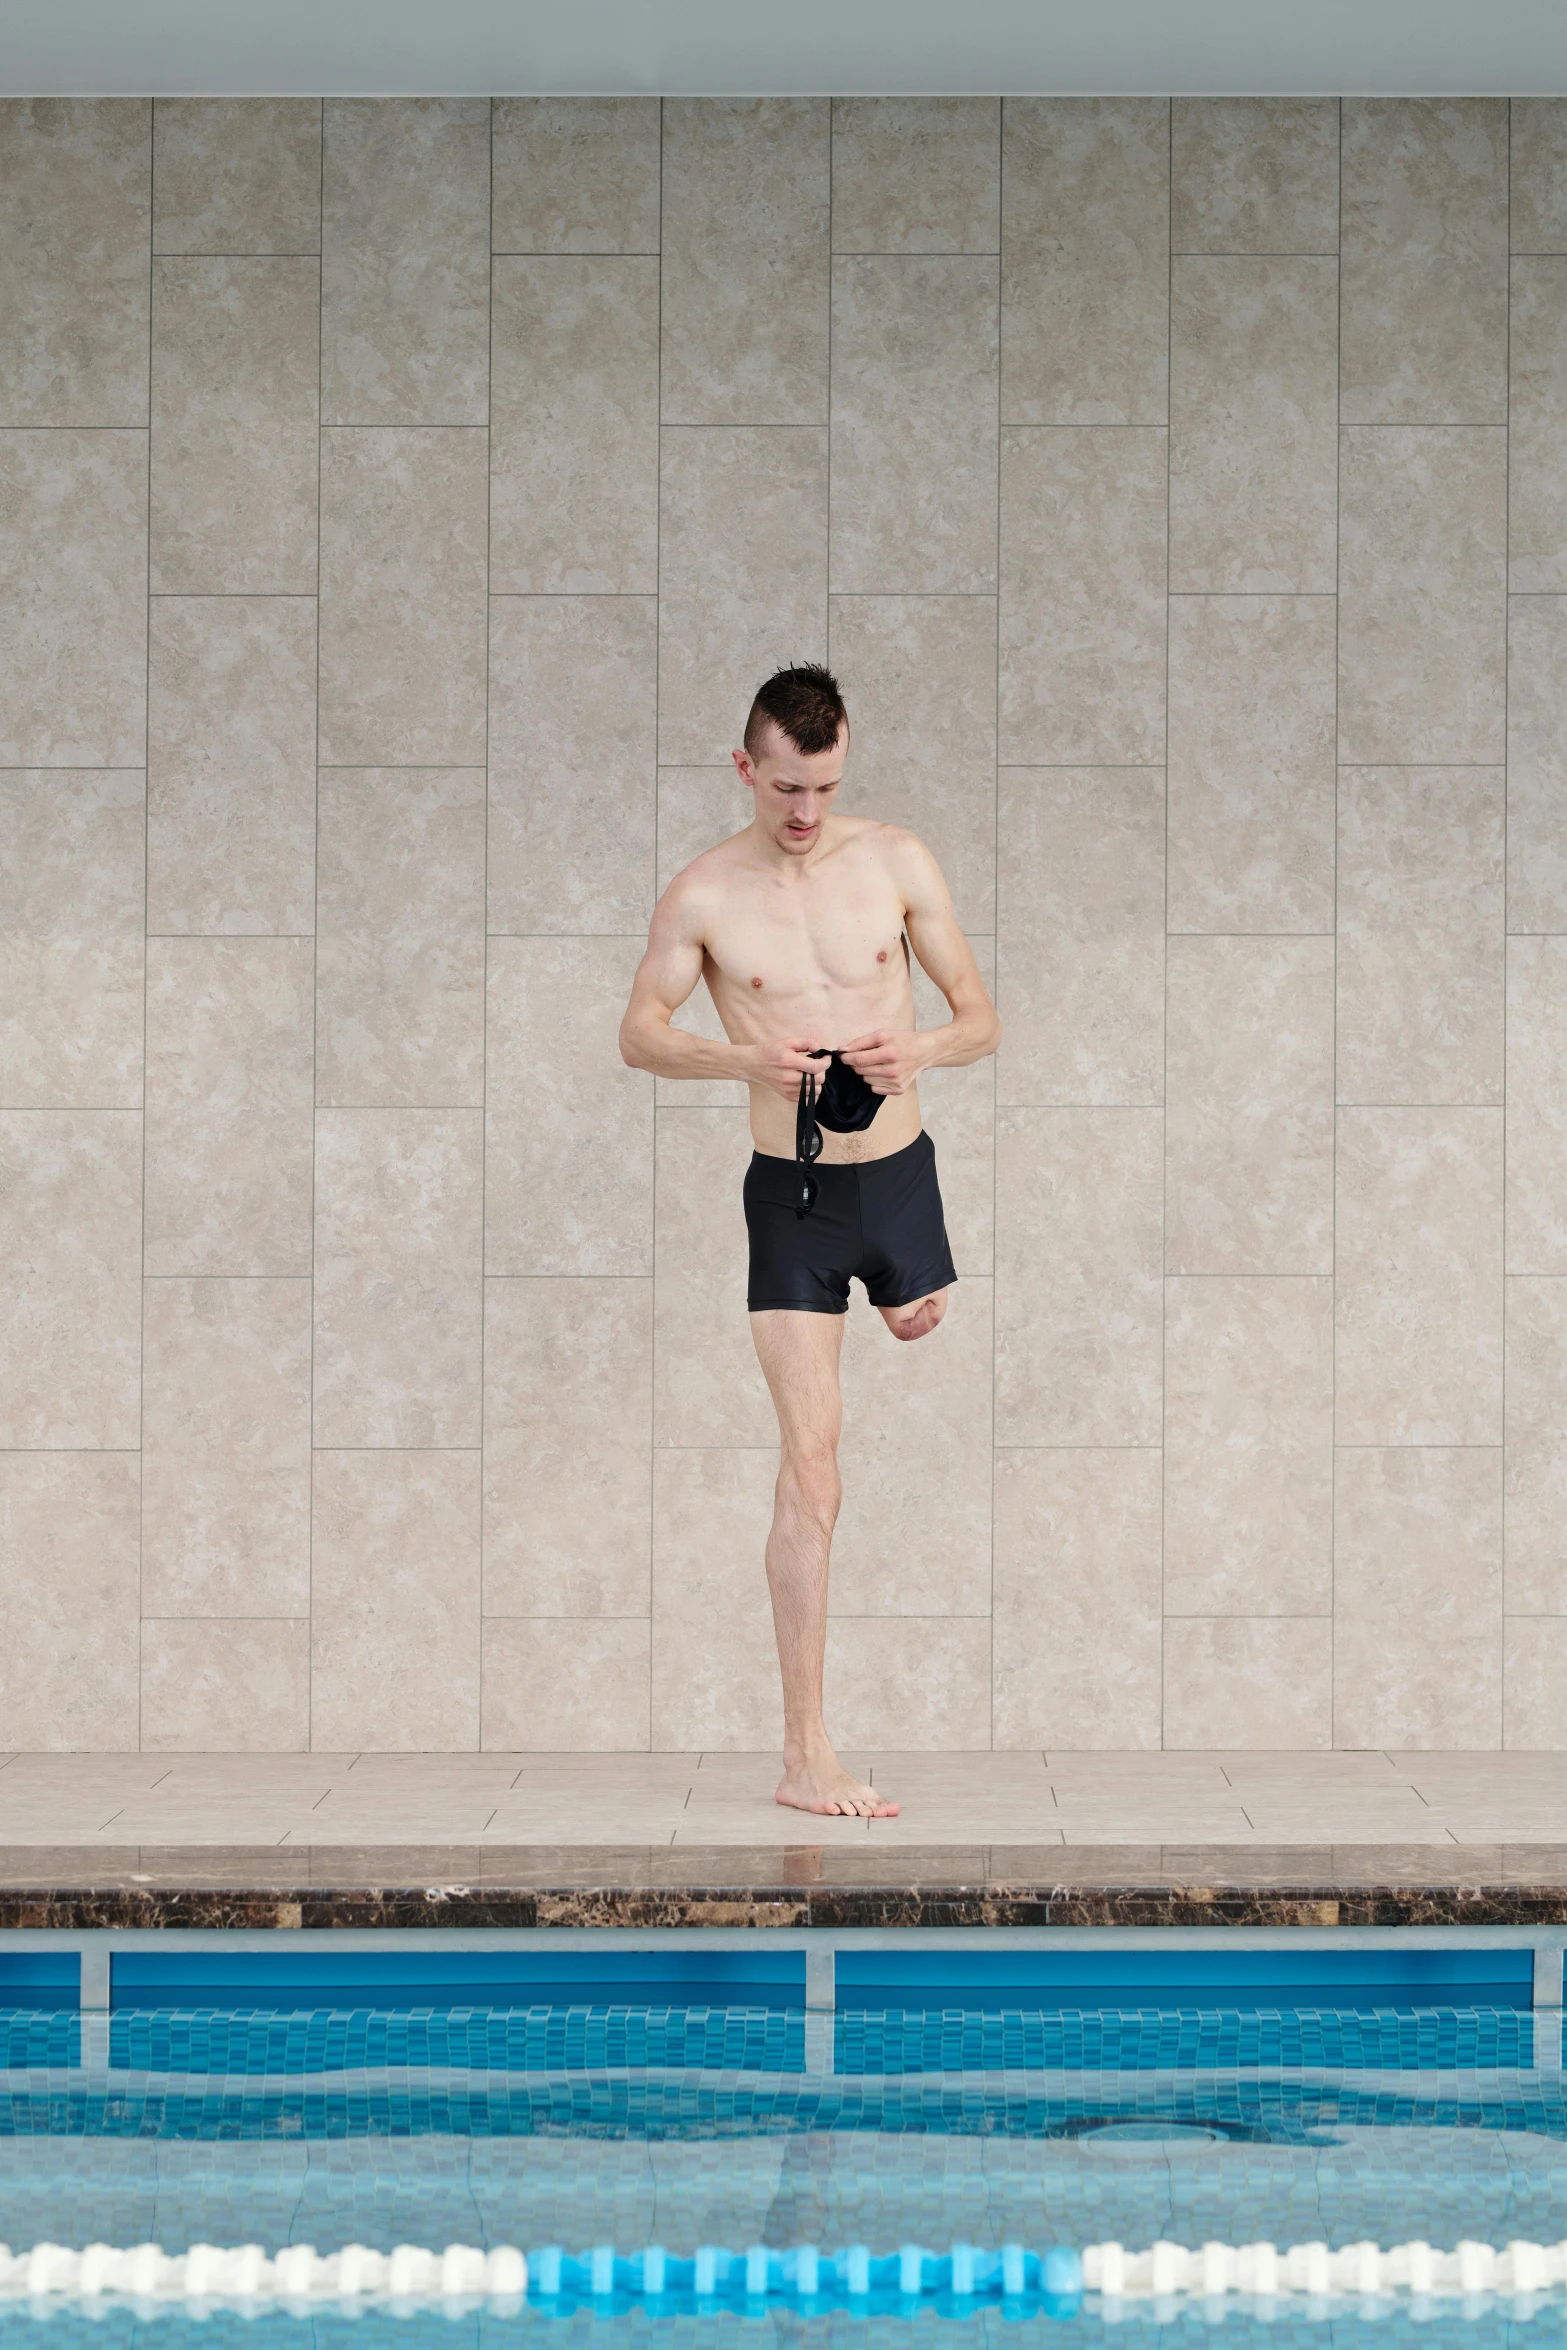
[618,886,745,1082]
[618,883,827,1101]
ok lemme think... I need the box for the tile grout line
[647,94,666,1757]
[478,93,494,1755]
[1159,93,1172,1755]
[138,96,155,1755]
[1329,93,1343,1756]
[989,96,1002,1750]
[1502,94,1512,1755]
[307,93,325,1758]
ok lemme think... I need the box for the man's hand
[740,1035,831,1102]
[838,1030,934,1096]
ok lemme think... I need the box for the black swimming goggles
[794,1059,825,1218]
[794,1050,885,1215]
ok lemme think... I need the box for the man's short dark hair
[744,663,849,761]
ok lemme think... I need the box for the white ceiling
[7,0,1567,96]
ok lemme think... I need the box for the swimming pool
[1,1927,1565,2342]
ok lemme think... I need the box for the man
[619,665,1001,1818]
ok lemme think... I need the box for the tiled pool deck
[2,1751,1567,1924]
[7,1750,1567,1849]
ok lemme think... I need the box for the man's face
[733,721,848,857]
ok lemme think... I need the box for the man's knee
[882,1289,947,1342]
[783,1436,841,1523]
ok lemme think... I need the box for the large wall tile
[1338,425,1506,765]
[1001,98,1169,426]
[654,1106,773,1449]
[1164,1278,1333,1616]
[1510,259,1567,592]
[830,255,998,594]
[827,596,996,932]
[147,597,315,937]
[1333,1446,1502,1748]
[1336,1107,1504,1444]
[651,1450,782,1750]
[1512,100,1567,254]
[318,428,487,766]
[0,430,147,766]
[321,97,490,426]
[144,939,314,1277]
[1165,936,1335,1276]
[488,597,657,934]
[486,938,652,1276]
[1167,594,1336,934]
[825,1617,991,1748]
[1171,99,1340,255]
[657,428,828,765]
[153,98,320,253]
[660,98,829,425]
[656,769,753,900]
[1163,1618,1331,1750]
[996,769,1163,1108]
[141,1619,309,1751]
[1509,599,1567,933]
[491,97,661,254]
[831,98,999,254]
[1340,99,1509,424]
[316,770,485,1108]
[0,770,144,1109]
[911,942,995,1276]
[313,1109,483,1449]
[149,258,318,594]
[482,1618,651,1750]
[992,1447,1162,1749]
[1506,1278,1567,1614]
[1509,937,1567,1275]
[995,1108,1162,1445]
[491,257,658,594]
[0,1455,139,1749]
[0,99,150,424]
[311,1450,481,1749]
[832,1280,992,1616]
[1505,1619,1567,1752]
[1169,257,1337,593]
[141,1277,310,1618]
[999,427,1166,764]
[1336,768,1504,1106]
[0,1112,141,1448]
[484,1277,651,1617]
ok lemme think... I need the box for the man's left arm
[839,835,1001,1096]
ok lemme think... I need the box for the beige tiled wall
[3,93,1566,1751]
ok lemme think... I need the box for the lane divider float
[3,2237,1566,2314]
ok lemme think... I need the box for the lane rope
[3,2238,1567,2312]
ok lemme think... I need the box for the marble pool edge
[3,1845,1567,1928]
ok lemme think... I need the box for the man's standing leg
[749,1310,898,1818]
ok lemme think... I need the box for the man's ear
[732,747,756,786]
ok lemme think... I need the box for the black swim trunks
[744,1132,958,1316]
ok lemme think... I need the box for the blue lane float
[527,2241,1085,2308]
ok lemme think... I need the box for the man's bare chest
[703,872,907,999]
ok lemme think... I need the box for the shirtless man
[619,665,1001,1818]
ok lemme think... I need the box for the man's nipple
[750,976,763,989]
[877,950,888,963]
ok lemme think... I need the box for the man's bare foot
[776,1751,899,1817]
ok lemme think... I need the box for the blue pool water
[2,2014,1567,2344]
[2,1941,1567,2343]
